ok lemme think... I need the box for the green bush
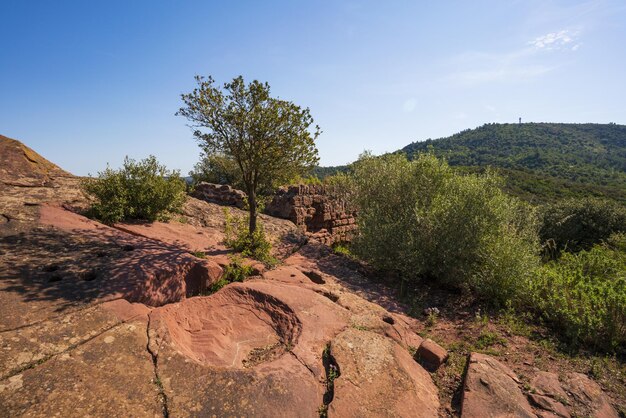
[528,234,626,350]
[224,209,276,265]
[539,197,626,254]
[348,152,540,306]
[222,255,254,282]
[189,152,243,188]
[82,156,186,224]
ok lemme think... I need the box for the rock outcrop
[0,134,70,187]
[462,352,535,418]
[461,354,620,418]
[265,184,357,245]
[191,181,247,208]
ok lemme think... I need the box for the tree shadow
[0,226,212,318]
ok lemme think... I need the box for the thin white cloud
[530,30,578,50]
[447,28,580,86]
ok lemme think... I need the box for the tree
[177,75,320,233]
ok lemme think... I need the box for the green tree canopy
[178,75,320,233]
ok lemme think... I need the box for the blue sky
[1,0,625,175]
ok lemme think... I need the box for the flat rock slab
[462,352,535,418]
[0,299,147,381]
[0,318,161,417]
[114,220,223,254]
[330,328,440,417]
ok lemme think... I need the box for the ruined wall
[191,182,247,209]
[265,185,357,245]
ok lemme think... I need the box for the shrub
[222,255,254,282]
[82,156,186,224]
[539,197,626,254]
[348,152,540,306]
[528,234,626,350]
[224,209,276,265]
[189,152,243,188]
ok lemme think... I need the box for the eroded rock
[461,353,535,418]
[330,327,440,417]
[564,373,618,418]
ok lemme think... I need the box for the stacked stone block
[265,185,357,245]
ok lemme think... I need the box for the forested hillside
[401,123,626,202]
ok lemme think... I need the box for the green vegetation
[222,255,254,282]
[178,75,320,234]
[224,209,276,266]
[82,155,186,224]
[209,255,255,294]
[189,152,243,189]
[338,151,626,352]
[539,197,626,254]
[528,234,626,351]
[209,277,230,293]
[401,122,626,202]
[348,152,539,307]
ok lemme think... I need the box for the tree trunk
[248,187,257,234]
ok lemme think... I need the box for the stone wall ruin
[264,185,357,245]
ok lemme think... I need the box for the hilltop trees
[178,75,320,234]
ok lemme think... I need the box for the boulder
[191,182,247,208]
[461,352,535,418]
[564,373,618,418]
[416,338,449,371]
[528,393,570,418]
[329,328,440,417]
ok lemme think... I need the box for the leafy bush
[189,152,243,188]
[348,152,540,306]
[539,197,626,254]
[82,156,186,224]
[222,255,254,282]
[528,234,626,350]
[224,209,276,265]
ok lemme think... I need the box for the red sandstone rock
[329,328,440,417]
[564,373,618,418]
[114,220,223,252]
[461,353,535,418]
[0,134,71,187]
[265,184,357,245]
[531,371,569,401]
[529,393,571,418]
[38,204,223,306]
[416,338,449,370]
[191,181,247,208]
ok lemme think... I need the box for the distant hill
[312,123,626,202]
[400,123,626,202]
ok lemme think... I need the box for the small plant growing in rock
[209,278,229,293]
[224,209,276,266]
[426,311,439,328]
[190,251,206,259]
[222,255,254,283]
